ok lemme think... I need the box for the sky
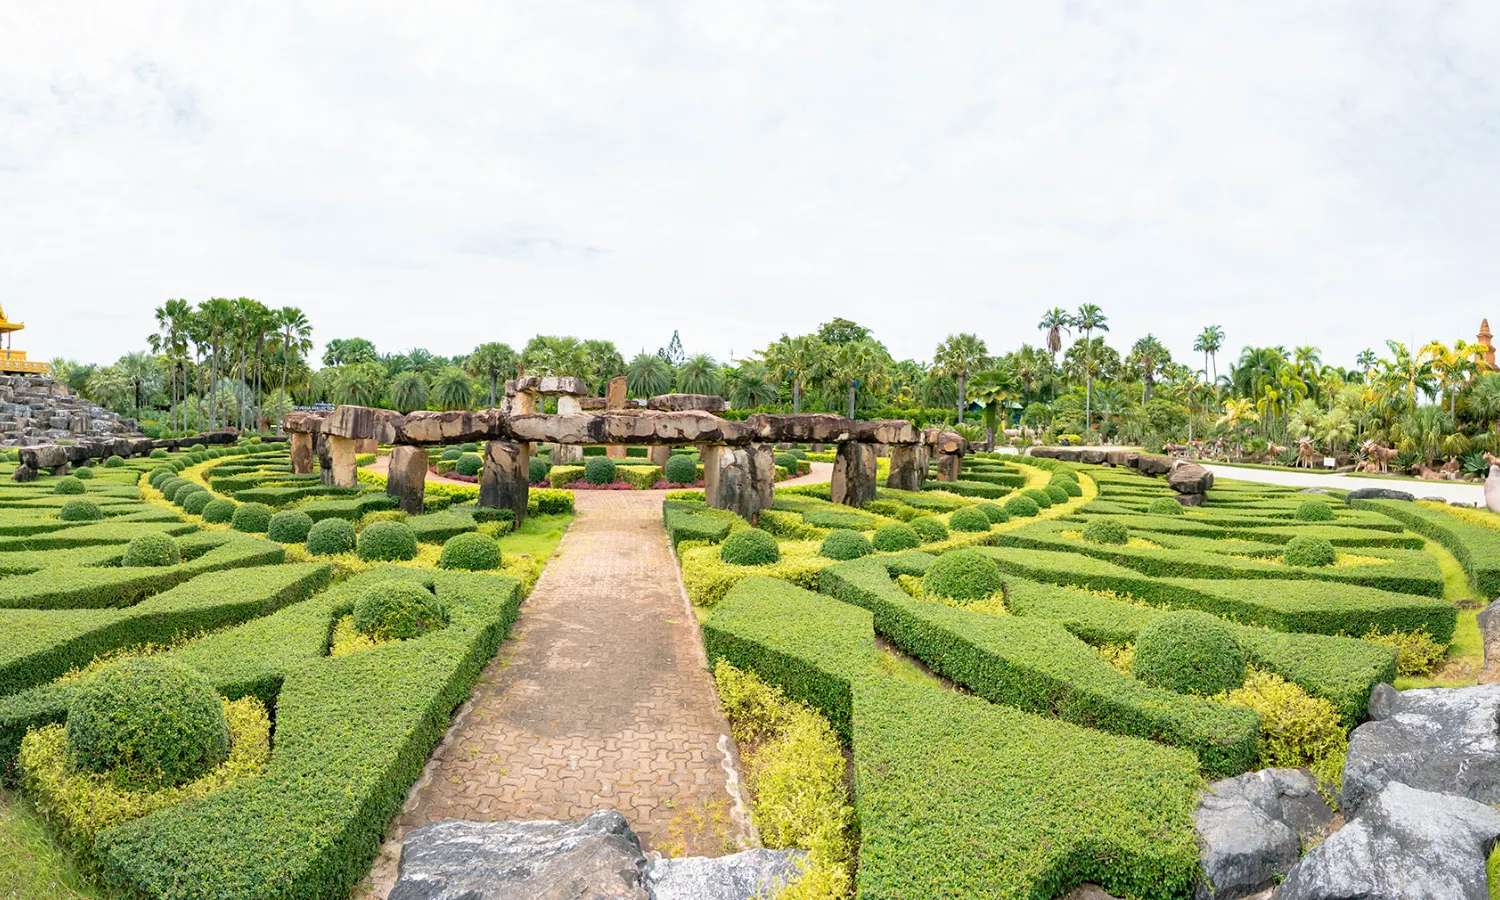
[2,2,1499,373]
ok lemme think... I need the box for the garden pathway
[362,487,758,897]
[1198,463,1485,505]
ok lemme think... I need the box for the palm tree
[932,333,989,424]
[676,353,722,395]
[150,298,194,432]
[761,334,821,414]
[430,367,475,411]
[1192,325,1224,386]
[1037,308,1073,399]
[322,337,378,367]
[1356,349,1377,378]
[1469,373,1500,436]
[465,342,518,406]
[1074,304,1109,431]
[389,371,429,412]
[829,340,891,418]
[1216,398,1260,459]
[1129,335,1169,403]
[521,335,588,378]
[724,360,778,408]
[274,307,313,404]
[330,362,385,407]
[1377,340,1437,412]
[969,365,1018,448]
[625,351,674,397]
[116,352,158,415]
[579,339,625,393]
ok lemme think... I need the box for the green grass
[497,512,573,563]
[0,790,104,899]
[1395,537,1484,690]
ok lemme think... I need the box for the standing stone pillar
[316,432,334,486]
[831,442,878,507]
[704,443,774,523]
[886,444,924,491]
[289,431,314,475]
[553,395,583,464]
[355,437,378,455]
[648,445,672,468]
[479,440,529,525]
[937,452,962,482]
[327,436,359,489]
[700,445,723,501]
[511,390,538,416]
[386,445,428,514]
[606,376,628,459]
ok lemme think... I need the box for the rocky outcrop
[886,444,925,491]
[386,445,428,514]
[1344,487,1415,503]
[1167,460,1214,495]
[831,442,878,507]
[479,441,530,525]
[647,393,727,413]
[0,374,141,447]
[1479,599,1500,670]
[1193,768,1333,900]
[1277,781,1500,900]
[1340,683,1500,814]
[704,445,775,523]
[644,848,807,900]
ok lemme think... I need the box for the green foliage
[122,533,181,568]
[455,453,483,477]
[527,456,551,484]
[352,580,447,641]
[201,498,236,524]
[105,455,125,468]
[53,477,84,496]
[819,530,872,560]
[948,506,991,533]
[1295,499,1336,522]
[1022,487,1053,508]
[1045,483,1071,504]
[1052,476,1083,497]
[306,517,357,555]
[1134,611,1246,696]
[149,448,168,459]
[583,456,617,485]
[1004,494,1040,518]
[720,528,781,566]
[59,499,103,522]
[266,510,314,543]
[664,453,699,485]
[1284,535,1336,567]
[439,447,463,461]
[357,520,419,561]
[230,502,273,534]
[1355,499,1500,596]
[921,549,1003,603]
[873,523,921,552]
[909,516,949,542]
[64,658,229,789]
[1363,627,1448,677]
[1148,497,1184,516]
[438,533,502,571]
[72,466,95,480]
[1219,669,1347,783]
[1082,519,1129,545]
[663,500,736,547]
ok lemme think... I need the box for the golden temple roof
[0,306,22,334]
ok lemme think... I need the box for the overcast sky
[3,2,1498,373]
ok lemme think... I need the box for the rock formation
[0,374,141,447]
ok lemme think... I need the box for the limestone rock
[644,848,807,900]
[646,393,726,413]
[399,410,495,445]
[509,375,588,396]
[886,444,925,491]
[1340,683,1500,814]
[850,418,919,445]
[386,445,428,514]
[1167,460,1214,494]
[1135,454,1174,477]
[606,376,628,410]
[281,411,325,434]
[326,436,359,489]
[1193,768,1332,900]
[936,451,962,482]
[1078,449,1108,465]
[322,404,404,442]
[705,445,774,523]
[1277,781,1500,900]
[744,414,853,444]
[479,441,530,525]
[390,812,647,900]
[831,442,878,507]
[0,374,141,447]
[1478,600,1500,670]
[1344,487,1415,503]
[1104,450,1140,468]
[289,431,315,475]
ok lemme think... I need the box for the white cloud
[2,1,1497,371]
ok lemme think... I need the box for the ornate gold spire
[1481,318,1496,367]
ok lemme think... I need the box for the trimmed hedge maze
[0,441,565,896]
[674,453,1486,896]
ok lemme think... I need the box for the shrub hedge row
[1354,498,1500,596]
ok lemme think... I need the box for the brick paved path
[363,488,757,896]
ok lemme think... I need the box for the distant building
[0,306,48,374]
[1482,318,1496,368]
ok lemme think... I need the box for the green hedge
[663,500,737,548]
[1354,499,1500,596]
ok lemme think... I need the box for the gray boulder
[390,811,648,900]
[1194,768,1332,900]
[1167,460,1214,494]
[1277,781,1500,900]
[1345,487,1415,503]
[1341,683,1500,814]
[1478,600,1500,670]
[644,848,807,900]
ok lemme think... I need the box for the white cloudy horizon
[2,2,1498,373]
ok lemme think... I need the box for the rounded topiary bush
[1044,483,1071,504]
[148,466,174,487]
[306,517,357,555]
[455,453,483,477]
[65,658,229,789]
[1284,535,1336,567]
[664,454,698,485]
[439,532,502,570]
[174,485,207,507]
[231,502,273,533]
[584,456,617,485]
[910,516,949,542]
[459,442,478,453]
[59,498,103,522]
[181,490,213,516]
[948,507,992,533]
[1004,494,1040,518]
[976,502,1009,524]
[53,476,84,495]
[528,457,551,484]
[1295,499,1336,522]
[1022,488,1053,509]
[149,448,168,459]
[1133,611,1246,696]
[440,447,463,461]
[73,466,95,480]
[1148,497,1184,516]
[357,520,419,561]
[1082,519,1129,545]
[353,580,447,641]
[190,443,206,452]
[873,523,921,552]
[201,498,237,524]
[1053,478,1082,497]
[267,510,314,543]
[720,528,780,565]
[775,452,800,474]
[122,533,181,567]
[922,549,1004,603]
[105,455,125,467]
[819,529,873,560]
[158,477,186,499]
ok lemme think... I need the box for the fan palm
[430,367,475,411]
[933,333,989,424]
[762,334,822,414]
[676,353,722,395]
[1075,304,1108,430]
[388,371,429,413]
[626,352,674,397]
[465,342,518,406]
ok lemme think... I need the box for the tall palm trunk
[846,384,857,419]
[792,379,802,414]
[956,372,967,424]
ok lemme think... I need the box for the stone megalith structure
[886,443,925,491]
[316,432,334,486]
[831,442,878,507]
[479,440,530,525]
[605,375,629,459]
[327,436,358,488]
[289,431,315,475]
[386,445,428,514]
[704,444,774,523]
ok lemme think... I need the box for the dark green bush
[720,528,780,565]
[149,467,174,487]
[664,454,698,484]
[910,516,949,542]
[190,444,206,452]
[306,517,357,555]
[1004,494,1040,518]
[976,502,1009,524]
[1295,500,1336,522]
[149,448,168,459]
[438,532,502,570]
[948,507,992,533]
[181,490,213,516]
[873,523,921,552]
[1082,520,1129,545]
[174,485,207,508]
[53,476,84,495]
[122,533,182,567]
[775,452,800,473]
[231,502,273,534]
[201,498,237,524]
[440,447,463,461]
[528,457,551,484]
[455,453,483,477]
[1133,611,1246,696]
[357,520,419,561]
[1044,484,1071,504]
[73,466,95,480]
[1148,497,1184,516]
[58,498,103,522]
[584,456,617,485]
[267,510,315,543]
[922,549,1004,603]
[65,658,229,789]
[1284,535,1336,567]
[105,455,125,467]
[352,580,447,640]
[1052,477,1083,497]
[1022,488,1053,509]
[158,478,187,500]
[820,529,873,560]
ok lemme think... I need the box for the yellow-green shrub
[1218,669,1347,790]
[1363,628,1447,677]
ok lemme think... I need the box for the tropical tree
[580,339,625,392]
[465,342,518,406]
[676,353,722,395]
[388,371,429,413]
[1128,335,1170,403]
[828,340,891,419]
[329,362,385,407]
[932,333,990,423]
[1193,325,1225,386]
[625,352,674,397]
[724,360,778,408]
[1075,304,1109,432]
[1377,340,1437,412]
[430,367,475,411]
[1037,308,1073,398]
[273,307,313,402]
[969,365,1018,448]
[761,334,822,414]
[322,337,378,367]
[520,335,588,377]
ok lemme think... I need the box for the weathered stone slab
[850,418,919,445]
[322,404,404,442]
[744,414,853,444]
[887,444,925,491]
[832,442,878,507]
[1478,600,1500,670]
[926,429,967,455]
[282,411,326,434]
[387,445,428,514]
[1486,458,1499,513]
[509,374,589,397]
[647,393,727,413]
[705,444,774,523]
[648,445,672,468]
[1136,454,1173,477]
[289,431,314,475]
[1168,460,1214,495]
[606,376,628,410]
[595,412,748,447]
[1344,486,1415,503]
[479,440,529,525]
[398,410,495,445]
[327,436,358,489]
[1194,768,1332,900]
